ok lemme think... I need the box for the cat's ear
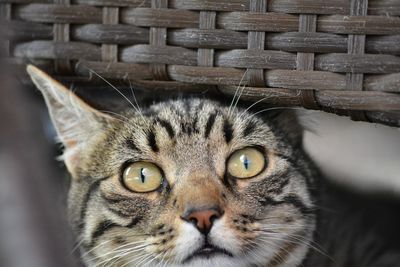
[269,110,304,146]
[26,65,115,171]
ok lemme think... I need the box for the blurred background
[0,52,399,267]
[0,60,82,266]
[304,111,400,195]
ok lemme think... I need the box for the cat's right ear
[26,65,115,174]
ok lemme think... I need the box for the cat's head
[27,65,316,267]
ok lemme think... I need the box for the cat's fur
[27,65,400,267]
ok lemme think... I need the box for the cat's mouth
[182,243,234,263]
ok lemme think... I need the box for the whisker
[127,78,145,122]
[85,235,150,265]
[284,234,332,261]
[247,106,305,120]
[82,66,147,124]
[87,68,137,109]
[96,243,151,267]
[98,110,132,125]
[258,232,333,261]
[155,250,170,267]
[249,237,289,265]
[69,236,85,256]
[81,239,115,259]
[241,239,267,263]
[101,247,148,267]
[230,83,247,119]
[258,235,304,263]
[228,69,248,118]
[124,251,154,267]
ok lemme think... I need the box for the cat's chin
[170,256,247,267]
[181,243,234,264]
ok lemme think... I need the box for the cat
[27,65,400,267]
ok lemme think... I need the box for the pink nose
[182,208,222,235]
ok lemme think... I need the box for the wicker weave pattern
[1,0,400,126]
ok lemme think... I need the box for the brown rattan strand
[4,21,400,56]
[52,0,72,74]
[148,0,169,81]
[14,4,102,23]
[197,10,216,67]
[73,62,400,93]
[14,41,100,61]
[4,22,400,56]
[217,86,400,111]
[101,7,119,63]
[3,0,399,15]
[11,5,400,35]
[344,0,367,122]
[12,42,400,75]
[364,73,400,92]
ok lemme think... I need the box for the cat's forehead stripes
[223,119,234,143]
[125,139,139,151]
[155,118,175,139]
[243,119,258,137]
[137,99,260,145]
[147,130,159,152]
[204,111,218,138]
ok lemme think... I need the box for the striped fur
[62,98,316,267]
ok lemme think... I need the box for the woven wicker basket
[1,0,400,126]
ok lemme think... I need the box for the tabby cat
[27,65,400,267]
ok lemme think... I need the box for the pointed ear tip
[26,64,36,74]
[26,64,44,80]
[26,64,63,89]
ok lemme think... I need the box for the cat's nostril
[189,217,198,225]
[182,207,223,235]
[210,214,218,223]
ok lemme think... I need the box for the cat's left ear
[269,110,304,146]
[26,65,115,173]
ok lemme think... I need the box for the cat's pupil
[240,155,250,170]
[140,168,146,183]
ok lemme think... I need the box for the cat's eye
[227,147,266,179]
[122,162,163,193]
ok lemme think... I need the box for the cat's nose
[181,207,223,235]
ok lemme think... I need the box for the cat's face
[27,65,316,267]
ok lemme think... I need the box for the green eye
[122,162,163,193]
[227,147,266,178]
